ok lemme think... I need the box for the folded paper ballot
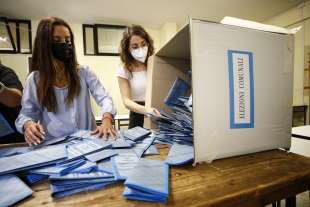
[85,149,118,162]
[165,143,194,166]
[132,136,155,158]
[49,171,114,180]
[51,177,115,186]
[152,94,193,147]
[0,146,31,158]
[20,173,49,185]
[32,136,69,149]
[112,150,139,180]
[51,182,110,199]
[67,139,110,159]
[164,77,190,107]
[111,138,132,148]
[69,161,97,174]
[122,126,151,142]
[144,145,159,155]
[0,144,67,175]
[124,159,169,203]
[0,112,14,138]
[123,187,167,203]
[0,174,33,206]
[97,159,114,174]
[31,159,86,176]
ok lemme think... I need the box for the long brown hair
[31,17,80,112]
[120,25,154,71]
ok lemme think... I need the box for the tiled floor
[266,191,309,207]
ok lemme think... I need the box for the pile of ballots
[148,77,194,166]
[0,125,168,205]
[0,76,194,205]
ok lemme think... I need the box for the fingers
[37,124,46,136]
[91,128,99,135]
[153,108,161,115]
[109,128,118,140]
[24,123,44,146]
[25,130,40,146]
[95,125,117,140]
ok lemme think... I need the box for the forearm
[123,98,147,114]
[0,86,22,107]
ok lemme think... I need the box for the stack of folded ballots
[123,158,169,203]
[149,77,194,166]
[49,170,116,198]
[0,123,167,204]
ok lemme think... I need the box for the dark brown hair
[120,25,154,71]
[31,17,80,112]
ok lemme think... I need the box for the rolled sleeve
[82,66,117,117]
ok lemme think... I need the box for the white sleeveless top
[116,67,147,102]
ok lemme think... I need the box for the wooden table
[15,146,310,207]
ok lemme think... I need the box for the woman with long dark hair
[16,17,116,146]
[117,25,160,129]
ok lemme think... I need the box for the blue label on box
[228,50,254,129]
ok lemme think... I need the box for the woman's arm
[15,72,45,145]
[117,77,147,114]
[82,66,117,138]
[0,83,22,108]
[118,77,160,115]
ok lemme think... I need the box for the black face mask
[52,42,73,63]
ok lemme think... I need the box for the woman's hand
[23,121,45,146]
[146,107,161,116]
[91,114,117,140]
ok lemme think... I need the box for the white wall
[0,19,177,117]
[265,1,310,157]
[265,1,310,106]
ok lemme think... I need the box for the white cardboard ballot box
[145,18,294,163]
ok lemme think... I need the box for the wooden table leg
[285,196,296,207]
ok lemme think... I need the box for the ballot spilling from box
[145,17,295,163]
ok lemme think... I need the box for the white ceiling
[0,0,306,28]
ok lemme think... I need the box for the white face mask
[131,46,148,63]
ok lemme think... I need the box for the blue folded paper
[124,158,169,203]
[31,159,86,176]
[122,126,151,142]
[0,144,67,175]
[85,149,118,162]
[51,182,109,199]
[0,146,31,158]
[0,112,14,138]
[0,174,33,206]
[165,143,194,166]
[144,145,159,155]
[21,173,49,185]
[132,136,155,158]
[111,149,139,180]
[164,77,190,107]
